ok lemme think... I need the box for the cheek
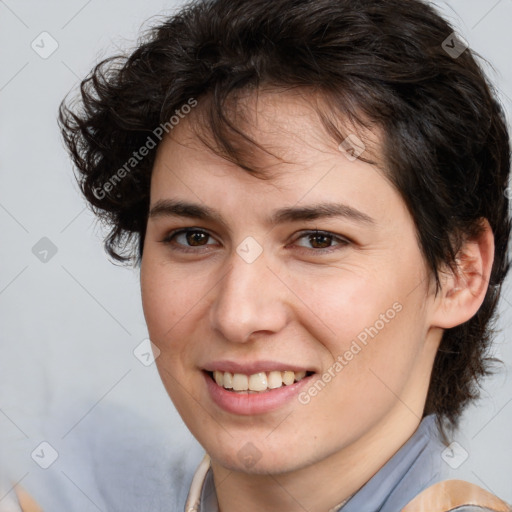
[287,262,428,390]
[140,259,207,405]
[140,256,204,340]
[295,299,427,447]
[140,255,223,399]
[284,266,402,350]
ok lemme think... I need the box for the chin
[207,440,319,476]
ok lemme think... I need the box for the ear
[431,219,495,329]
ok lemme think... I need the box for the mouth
[202,361,318,414]
[205,369,315,393]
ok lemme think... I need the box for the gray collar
[193,415,446,512]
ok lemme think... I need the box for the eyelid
[290,229,351,252]
[161,227,210,242]
[160,227,351,253]
[160,227,220,250]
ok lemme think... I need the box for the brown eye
[185,231,209,246]
[308,233,333,249]
[161,228,218,251]
[293,230,349,253]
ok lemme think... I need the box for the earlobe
[431,219,495,329]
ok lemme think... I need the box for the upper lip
[203,360,315,375]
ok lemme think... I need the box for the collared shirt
[2,414,504,511]
[196,415,500,512]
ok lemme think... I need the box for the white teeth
[212,369,310,392]
[232,373,249,391]
[282,371,295,386]
[248,372,268,391]
[295,370,306,381]
[214,371,223,386]
[267,371,283,389]
[223,372,233,389]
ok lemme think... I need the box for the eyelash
[160,228,350,254]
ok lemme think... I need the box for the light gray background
[1,0,511,510]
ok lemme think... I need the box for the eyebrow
[148,199,375,226]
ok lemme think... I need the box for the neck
[211,407,424,512]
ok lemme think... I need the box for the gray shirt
[1,411,505,511]
[198,415,500,512]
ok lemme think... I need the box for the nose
[208,246,290,344]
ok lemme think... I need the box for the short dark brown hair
[59,0,511,428]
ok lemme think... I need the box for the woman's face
[140,91,442,475]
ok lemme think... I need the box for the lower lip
[203,371,314,415]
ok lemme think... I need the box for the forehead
[149,89,404,224]
[165,88,383,177]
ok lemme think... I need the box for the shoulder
[452,508,510,512]
[402,480,511,512]
[0,486,42,512]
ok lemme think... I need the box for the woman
[54,0,512,510]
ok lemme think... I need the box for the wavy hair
[59,0,511,429]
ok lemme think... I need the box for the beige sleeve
[401,479,511,512]
[14,488,42,512]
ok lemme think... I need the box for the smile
[209,370,313,393]
[203,367,316,415]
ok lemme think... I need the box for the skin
[140,90,494,512]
